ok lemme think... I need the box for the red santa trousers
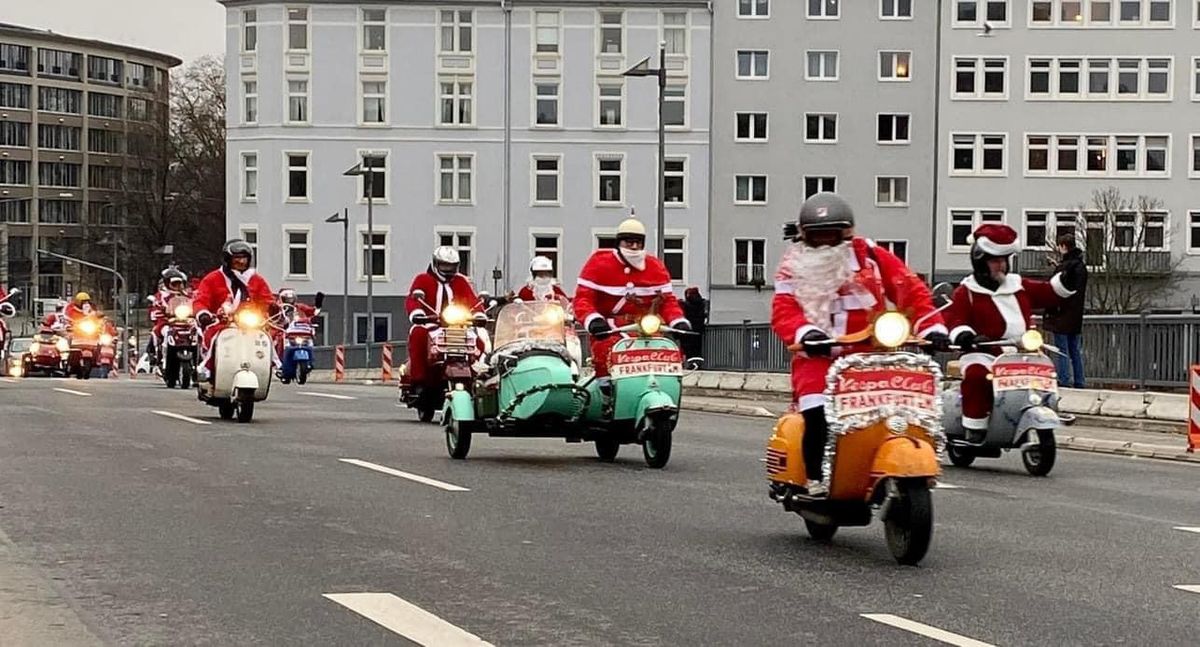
[961,363,993,430]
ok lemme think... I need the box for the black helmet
[221,239,254,270]
[798,192,855,237]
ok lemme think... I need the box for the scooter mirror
[7,287,19,295]
[932,282,955,306]
[685,357,705,370]
[146,295,156,304]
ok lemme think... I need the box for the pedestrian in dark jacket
[1045,234,1088,387]
[681,286,708,360]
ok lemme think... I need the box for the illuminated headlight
[639,314,662,335]
[174,304,193,319]
[538,305,565,325]
[9,365,21,378]
[236,310,264,329]
[886,415,908,434]
[78,319,98,335]
[99,333,114,346]
[441,304,470,326]
[874,312,912,349]
[1021,330,1044,352]
[1028,392,1044,406]
[55,338,70,353]
[29,342,40,353]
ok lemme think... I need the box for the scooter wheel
[444,409,471,459]
[236,401,255,423]
[1022,430,1057,476]
[642,417,675,469]
[595,438,620,462]
[804,519,838,542]
[418,407,436,423]
[884,479,934,566]
[947,444,976,468]
[218,402,236,420]
[297,366,309,385]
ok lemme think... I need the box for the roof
[0,22,183,68]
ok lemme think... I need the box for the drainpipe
[705,0,714,306]
[501,0,512,292]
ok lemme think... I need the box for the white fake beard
[532,277,555,300]
[620,248,646,271]
[781,242,854,334]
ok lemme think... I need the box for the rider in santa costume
[193,240,276,380]
[771,192,948,496]
[516,255,571,304]
[944,223,1080,434]
[574,217,690,378]
[404,246,486,387]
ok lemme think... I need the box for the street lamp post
[325,208,350,346]
[623,41,668,256]
[36,248,128,372]
[344,163,374,365]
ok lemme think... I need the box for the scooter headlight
[1028,392,1044,406]
[236,309,264,329]
[441,304,470,326]
[174,304,193,319]
[55,338,70,353]
[1021,330,1044,352]
[9,364,21,378]
[99,333,114,346]
[29,342,40,353]
[639,314,662,335]
[874,312,912,349]
[78,319,98,335]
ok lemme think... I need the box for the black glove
[472,312,488,326]
[953,330,977,353]
[924,332,951,353]
[411,313,433,325]
[673,320,692,333]
[197,312,215,329]
[587,317,613,339]
[800,330,833,357]
[314,292,325,309]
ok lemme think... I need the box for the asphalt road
[0,376,1198,646]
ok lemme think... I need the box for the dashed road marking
[339,458,470,492]
[1173,585,1200,594]
[1173,527,1200,534]
[53,387,92,397]
[862,614,995,647]
[299,391,357,400]
[152,410,212,426]
[933,482,964,489]
[324,592,492,646]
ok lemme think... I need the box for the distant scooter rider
[149,269,191,365]
[40,301,68,333]
[192,240,275,382]
[516,256,571,304]
[63,292,98,326]
[770,192,948,496]
[274,287,324,356]
[405,246,485,392]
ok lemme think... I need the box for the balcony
[1014,248,1174,276]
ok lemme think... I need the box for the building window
[286,152,309,201]
[359,229,389,280]
[242,153,257,201]
[239,227,258,263]
[1027,135,1051,171]
[954,57,1007,98]
[664,158,686,204]
[663,236,686,282]
[440,9,473,53]
[243,79,257,123]
[438,154,473,204]
[535,82,559,126]
[737,51,769,79]
[285,228,311,278]
[1195,58,1200,99]
[37,48,81,79]
[439,79,473,126]
[597,155,624,204]
[876,240,908,262]
[362,79,386,123]
[0,121,29,147]
[738,0,770,18]
[808,0,840,19]
[363,8,386,51]
[243,9,257,52]
[663,84,686,127]
[38,162,81,188]
[531,232,561,278]
[87,128,122,154]
[0,199,30,223]
[949,209,1004,249]
[0,44,31,75]
[806,50,838,80]
[882,0,914,18]
[0,82,30,109]
[1028,134,1170,176]
[1190,212,1200,252]
[354,314,391,344]
[437,230,473,277]
[877,113,911,144]
[734,239,766,286]
[875,177,909,206]
[287,78,308,123]
[38,124,80,151]
[535,11,560,53]
[361,152,387,200]
[38,87,81,114]
[736,175,767,204]
[0,160,30,186]
[736,112,768,141]
[599,11,623,54]
[879,51,911,81]
[1024,210,1050,248]
[598,83,623,127]
[1033,0,1171,25]
[288,7,309,51]
[86,56,122,85]
[86,165,121,190]
[804,113,838,143]
[663,12,688,55]
[804,176,836,198]
[127,97,150,121]
[1191,134,1199,176]
[1030,56,1173,100]
[1147,58,1170,96]
[87,91,121,118]
[952,133,1006,174]
[533,156,561,204]
[1144,136,1168,172]
[39,199,81,224]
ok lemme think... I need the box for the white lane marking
[933,482,963,489]
[1173,585,1200,594]
[339,459,470,492]
[0,377,16,384]
[1174,526,1200,534]
[152,410,212,426]
[324,593,492,646]
[862,614,995,647]
[300,391,357,400]
[53,387,92,397]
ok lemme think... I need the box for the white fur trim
[409,308,427,323]
[960,352,996,371]
[774,280,796,294]
[918,323,948,338]
[1050,273,1074,298]
[577,277,673,297]
[974,237,1019,256]
[669,317,689,328]
[963,415,990,431]
[584,312,604,326]
[961,273,1023,295]
[950,325,975,340]
[794,324,822,345]
[993,292,1026,341]
[837,292,876,310]
[798,394,826,411]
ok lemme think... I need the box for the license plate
[992,362,1057,393]
[294,350,310,361]
[610,361,683,378]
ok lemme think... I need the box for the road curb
[1058,435,1200,463]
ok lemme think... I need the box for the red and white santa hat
[968,223,1020,256]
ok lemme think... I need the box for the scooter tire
[297,365,309,385]
[947,444,976,468]
[595,438,620,462]
[804,519,838,542]
[236,401,255,423]
[218,402,236,420]
[180,367,192,390]
[1022,431,1057,477]
[418,407,436,423]
[444,409,471,459]
[884,479,934,566]
[642,417,674,469]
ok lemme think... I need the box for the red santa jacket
[405,268,482,324]
[192,267,274,328]
[945,273,1072,368]
[517,283,571,303]
[574,249,685,328]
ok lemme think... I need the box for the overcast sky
[3,0,225,66]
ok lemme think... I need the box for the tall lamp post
[343,162,374,365]
[623,41,667,255]
[325,208,350,346]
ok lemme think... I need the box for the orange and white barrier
[381,343,393,382]
[1189,365,1200,453]
[334,345,345,382]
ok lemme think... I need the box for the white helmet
[432,246,460,279]
[529,256,553,274]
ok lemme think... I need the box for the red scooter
[398,289,490,423]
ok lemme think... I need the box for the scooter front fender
[870,436,940,481]
[446,388,476,422]
[1016,405,1059,445]
[232,369,259,392]
[635,389,677,427]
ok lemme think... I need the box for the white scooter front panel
[213,327,273,401]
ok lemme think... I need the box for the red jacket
[405,268,481,324]
[945,273,1072,369]
[517,283,571,303]
[64,303,98,325]
[192,267,274,328]
[574,249,685,328]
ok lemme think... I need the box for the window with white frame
[880,51,911,80]
[440,10,473,53]
[285,228,311,278]
[1190,211,1200,252]
[360,229,389,280]
[805,113,837,143]
[806,51,838,80]
[287,7,308,51]
[1191,134,1199,175]
[362,79,386,123]
[1024,210,1050,248]
[737,50,769,79]
[243,9,257,52]
[952,133,1006,174]
[439,79,473,126]
[598,83,623,127]
[363,8,386,50]
[954,57,1007,98]
[1033,0,1171,25]
[663,12,687,55]
[1192,57,1199,99]
[738,0,770,18]
[876,177,909,206]
[736,112,768,141]
[1028,134,1169,176]
[437,230,473,277]
[599,11,623,54]
[532,156,560,204]
[808,0,840,19]
[736,175,767,204]
[354,313,391,345]
[949,209,1004,249]
[242,152,257,201]
[734,239,766,286]
[243,79,257,123]
[240,227,258,263]
[287,78,308,123]
[595,234,620,250]
[597,155,624,204]
[663,84,686,127]
[438,154,472,204]
[663,236,686,282]
[534,81,559,126]
[878,113,911,143]
[955,0,1010,24]
[361,152,387,199]
[804,176,836,199]
[531,232,561,278]
[1031,56,1173,100]
[286,152,309,201]
[535,11,560,53]
[876,240,909,262]
[664,158,686,204]
[882,0,913,18]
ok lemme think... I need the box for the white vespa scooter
[197,304,273,423]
